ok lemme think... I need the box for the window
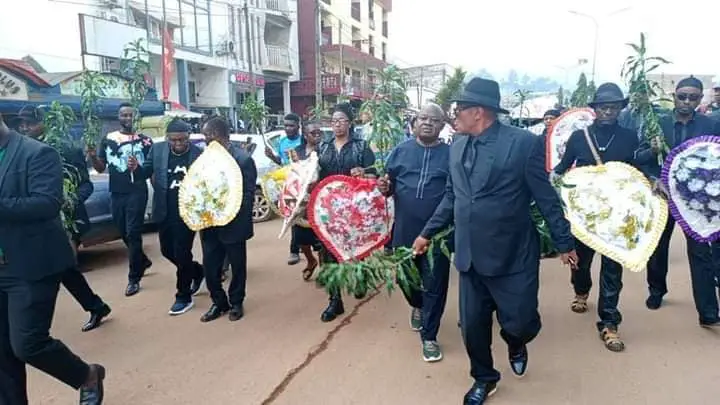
[351,1,361,21]
[176,0,211,52]
[381,43,386,61]
[188,81,197,103]
[256,16,262,65]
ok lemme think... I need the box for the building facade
[0,0,300,123]
[401,64,453,110]
[291,0,391,117]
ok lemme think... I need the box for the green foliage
[570,73,591,107]
[316,228,453,297]
[120,39,151,128]
[42,101,79,232]
[621,33,671,166]
[307,104,326,121]
[239,93,269,135]
[513,89,531,120]
[360,65,408,173]
[435,67,467,113]
[79,70,115,148]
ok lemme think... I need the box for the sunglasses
[676,93,702,102]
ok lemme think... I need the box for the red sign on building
[230,71,265,88]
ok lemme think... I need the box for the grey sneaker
[410,308,422,331]
[422,340,443,362]
[288,253,300,265]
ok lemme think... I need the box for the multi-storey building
[1,0,300,121]
[291,0,391,116]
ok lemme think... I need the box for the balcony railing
[351,4,361,21]
[263,45,292,74]
[291,73,375,99]
[265,0,287,12]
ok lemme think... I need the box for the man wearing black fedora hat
[414,77,577,404]
[552,82,639,352]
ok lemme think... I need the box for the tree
[435,67,467,114]
[587,81,597,103]
[557,86,565,107]
[570,73,589,107]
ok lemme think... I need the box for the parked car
[80,129,333,247]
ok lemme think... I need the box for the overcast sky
[391,0,720,86]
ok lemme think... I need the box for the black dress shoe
[190,277,204,296]
[82,304,112,332]
[228,305,244,322]
[79,364,106,405]
[508,345,528,378]
[200,304,229,323]
[320,298,345,322]
[124,283,140,297]
[645,294,663,310]
[463,381,497,405]
[140,258,153,277]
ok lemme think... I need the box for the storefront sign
[0,69,29,100]
[60,73,132,99]
[230,71,265,88]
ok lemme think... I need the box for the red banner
[162,27,175,101]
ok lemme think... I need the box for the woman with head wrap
[315,103,377,322]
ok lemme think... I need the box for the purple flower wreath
[661,135,720,242]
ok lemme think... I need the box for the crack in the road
[259,289,382,405]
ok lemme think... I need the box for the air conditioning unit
[215,40,236,56]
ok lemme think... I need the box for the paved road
[28,219,720,404]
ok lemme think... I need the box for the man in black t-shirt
[88,103,153,297]
[140,119,205,315]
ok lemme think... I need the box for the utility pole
[338,21,344,100]
[243,1,256,95]
[314,0,323,108]
[418,67,424,108]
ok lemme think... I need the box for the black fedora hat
[588,83,629,108]
[451,77,509,114]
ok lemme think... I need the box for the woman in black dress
[290,120,323,281]
[316,104,377,322]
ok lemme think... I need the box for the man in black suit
[198,117,257,323]
[0,114,106,404]
[413,78,577,405]
[16,106,112,333]
[140,118,204,315]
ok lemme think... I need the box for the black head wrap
[166,118,190,133]
[676,76,704,91]
[543,109,562,119]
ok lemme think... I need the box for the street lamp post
[568,7,631,83]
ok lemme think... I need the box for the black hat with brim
[451,77,510,114]
[588,82,629,108]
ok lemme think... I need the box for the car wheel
[253,189,274,223]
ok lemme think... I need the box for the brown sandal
[302,262,318,281]
[571,294,589,313]
[599,327,625,352]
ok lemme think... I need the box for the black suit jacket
[58,143,94,236]
[200,143,257,244]
[421,124,573,276]
[141,142,203,224]
[0,131,76,280]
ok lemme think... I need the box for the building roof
[0,59,50,86]
[38,72,83,86]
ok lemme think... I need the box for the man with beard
[88,103,153,297]
[413,78,576,404]
[0,113,106,405]
[635,77,720,325]
[199,117,257,323]
[378,103,452,363]
[552,83,639,352]
[16,105,111,332]
[265,113,303,265]
[140,118,205,315]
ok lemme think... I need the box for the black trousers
[685,238,720,324]
[571,239,623,330]
[158,220,203,302]
[459,266,541,383]
[0,273,90,405]
[111,191,150,283]
[61,267,104,313]
[202,230,248,309]
[400,251,450,342]
[289,227,299,255]
[646,216,675,298]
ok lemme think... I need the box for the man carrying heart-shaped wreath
[413,78,577,405]
[551,83,641,353]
